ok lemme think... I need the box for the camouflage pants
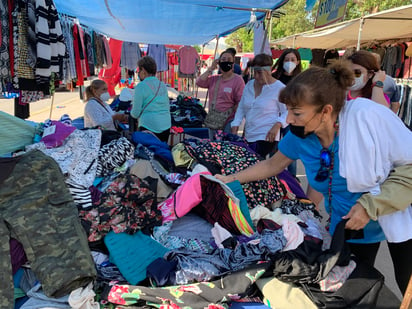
[0,150,96,308]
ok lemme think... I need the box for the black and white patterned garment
[27,129,102,188]
[0,0,12,91]
[67,182,93,210]
[96,137,135,177]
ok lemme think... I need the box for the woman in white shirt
[84,80,128,131]
[231,53,287,157]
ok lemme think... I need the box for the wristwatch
[372,81,384,88]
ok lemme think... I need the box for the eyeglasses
[353,69,362,78]
[315,148,332,182]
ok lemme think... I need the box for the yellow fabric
[171,143,195,168]
[256,276,316,309]
[357,165,412,220]
[226,194,254,236]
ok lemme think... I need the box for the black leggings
[387,239,412,295]
[349,240,412,295]
[348,242,381,267]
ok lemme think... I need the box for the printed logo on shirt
[223,87,233,93]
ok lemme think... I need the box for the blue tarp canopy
[53,0,288,45]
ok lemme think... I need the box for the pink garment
[196,74,245,112]
[178,46,199,75]
[158,171,211,222]
[281,218,304,251]
[319,260,357,292]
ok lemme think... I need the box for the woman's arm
[197,59,218,83]
[344,165,412,229]
[371,70,390,107]
[266,122,282,142]
[215,151,292,184]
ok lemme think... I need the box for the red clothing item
[98,38,122,96]
[72,24,84,86]
[196,74,245,113]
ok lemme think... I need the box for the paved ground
[0,84,403,303]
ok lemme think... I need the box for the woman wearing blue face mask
[216,60,412,296]
[84,79,128,131]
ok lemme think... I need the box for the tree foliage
[225,27,254,52]
[224,0,412,51]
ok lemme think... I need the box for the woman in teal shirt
[131,56,171,142]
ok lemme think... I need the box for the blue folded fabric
[227,180,255,231]
[104,231,169,285]
[132,131,173,162]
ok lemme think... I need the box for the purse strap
[138,81,161,118]
[210,76,221,110]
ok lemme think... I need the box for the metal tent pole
[204,35,220,109]
[356,17,365,51]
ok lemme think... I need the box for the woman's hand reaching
[215,174,235,184]
[342,203,371,230]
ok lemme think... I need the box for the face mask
[283,61,297,74]
[289,111,320,139]
[100,92,110,102]
[289,124,313,139]
[219,61,233,72]
[349,75,367,91]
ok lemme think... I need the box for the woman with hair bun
[216,60,412,295]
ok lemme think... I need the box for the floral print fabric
[79,174,162,241]
[183,140,284,208]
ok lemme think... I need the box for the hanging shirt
[120,41,141,70]
[253,21,271,56]
[147,44,168,72]
[231,80,287,142]
[178,46,199,75]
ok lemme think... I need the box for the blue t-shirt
[279,132,385,244]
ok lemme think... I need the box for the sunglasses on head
[315,148,332,182]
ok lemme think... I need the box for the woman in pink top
[196,50,245,137]
[346,50,389,107]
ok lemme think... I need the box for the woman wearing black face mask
[216,60,412,296]
[196,50,245,137]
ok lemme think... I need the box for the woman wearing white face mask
[231,54,287,157]
[84,79,128,131]
[272,48,302,86]
[346,50,389,107]
[271,49,303,177]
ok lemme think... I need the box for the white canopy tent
[270,4,412,50]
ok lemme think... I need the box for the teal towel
[104,231,169,285]
[227,180,255,231]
